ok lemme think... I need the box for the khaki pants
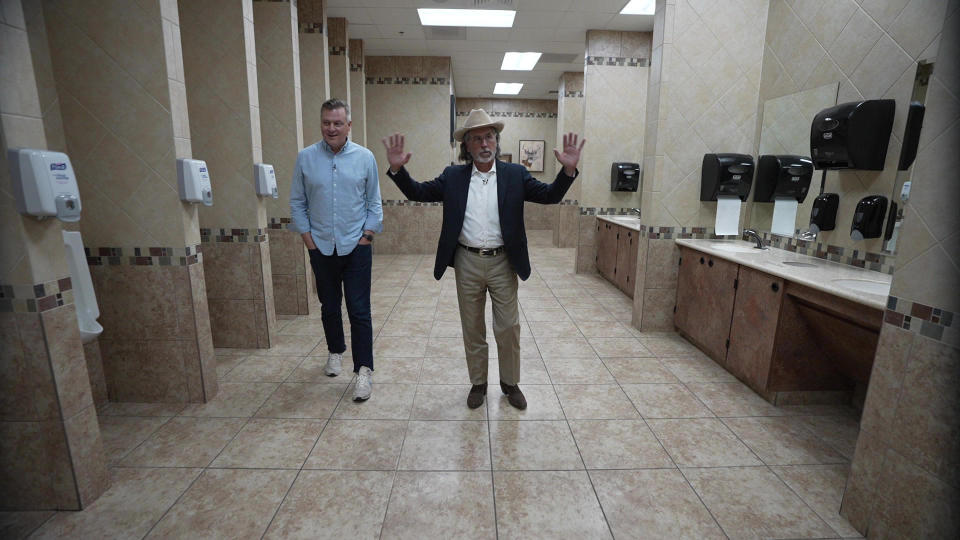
[454,247,521,385]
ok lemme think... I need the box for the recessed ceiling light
[417,8,516,28]
[501,52,542,71]
[620,0,655,15]
[494,82,523,95]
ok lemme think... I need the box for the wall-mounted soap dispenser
[808,193,839,233]
[753,155,813,203]
[810,99,895,170]
[850,195,888,241]
[611,162,640,192]
[8,148,81,222]
[700,153,754,201]
[177,158,213,206]
[255,163,278,198]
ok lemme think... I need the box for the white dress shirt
[458,164,503,248]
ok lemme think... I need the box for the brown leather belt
[459,244,504,256]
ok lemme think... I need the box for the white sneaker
[354,366,372,401]
[325,353,343,377]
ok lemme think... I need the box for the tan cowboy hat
[453,108,505,141]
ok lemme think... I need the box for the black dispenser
[850,195,888,241]
[809,193,839,233]
[611,162,640,191]
[699,153,754,201]
[810,99,895,170]
[754,155,813,203]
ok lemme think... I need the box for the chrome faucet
[628,208,641,217]
[743,229,766,249]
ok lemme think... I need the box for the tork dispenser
[700,153,754,201]
[810,99,895,170]
[851,195,888,241]
[254,163,278,198]
[177,158,213,206]
[611,162,640,192]
[754,155,813,203]
[8,149,81,222]
[808,193,839,233]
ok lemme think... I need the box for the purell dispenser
[8,149,81,222]
[177,158,213,206]
[254,163,278,198]
[810,99,895,170]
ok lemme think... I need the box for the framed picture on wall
[500,153,512,163]
[519,140,545,172]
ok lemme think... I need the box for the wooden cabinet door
[595,221,618,279]
[674,247,739,363]
[727,266,784,393]
[615,226,635,295]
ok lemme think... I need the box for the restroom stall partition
[253,0,314,317]
[179,0,277,349]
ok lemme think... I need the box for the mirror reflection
[750,82,839,236]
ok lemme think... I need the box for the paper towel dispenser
[850,195,888,241]
[700,153,754,202]
[611,162,640,192]
[810,99,895,170]
[754,155,813,203]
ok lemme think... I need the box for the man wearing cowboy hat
[382,108,584,410]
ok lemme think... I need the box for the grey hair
[458,129,501,164]
[321,98,351,121]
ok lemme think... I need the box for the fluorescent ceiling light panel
[418,8,515,27]
[494,83,523,95]
[620,0,655,15]
[501,52,542,71]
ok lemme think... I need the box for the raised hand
[382,133,412,173]
[553,132,586,176]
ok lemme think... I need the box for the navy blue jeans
[308,244,373,372]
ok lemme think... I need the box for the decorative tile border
[268,217,294,230]
[84,245,202,266]
[751,231,895,275]
[885,295,957,347]
[350,63,363,72]
[200,228,268,243]
[649,226,739,240]
[328,46,346,55]
[563,91,584,97]
[298,23,322,34]
[455,111,558,119]
[381,200,443,207]
[585,56,649,67]
[579,207,639,216]
[0,277,74,313]
[365,77,450,85]
[560,199,579,206]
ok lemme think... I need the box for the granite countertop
[675,239,891,310]
[597,215,643,231]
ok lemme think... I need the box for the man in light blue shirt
[290,98,383,401]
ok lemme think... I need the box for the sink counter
[675,238,891,310]
[597,215,643,231]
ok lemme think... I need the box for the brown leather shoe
[467,384,487,409]
[500,381,527,410]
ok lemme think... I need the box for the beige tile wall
[299,17,330,147]
[180,0,266,231]
[349,38,366,146]
[39,0,198,249]
[327,17,350,104]
[745,0,943,256]
[555,73,584,248]
[841,4,960,536]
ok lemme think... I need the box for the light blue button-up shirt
[290,140,383,256]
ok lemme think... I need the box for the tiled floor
[3,231,864,539]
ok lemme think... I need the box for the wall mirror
[749,82,839,236]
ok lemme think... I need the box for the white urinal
[62,230,103,343]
